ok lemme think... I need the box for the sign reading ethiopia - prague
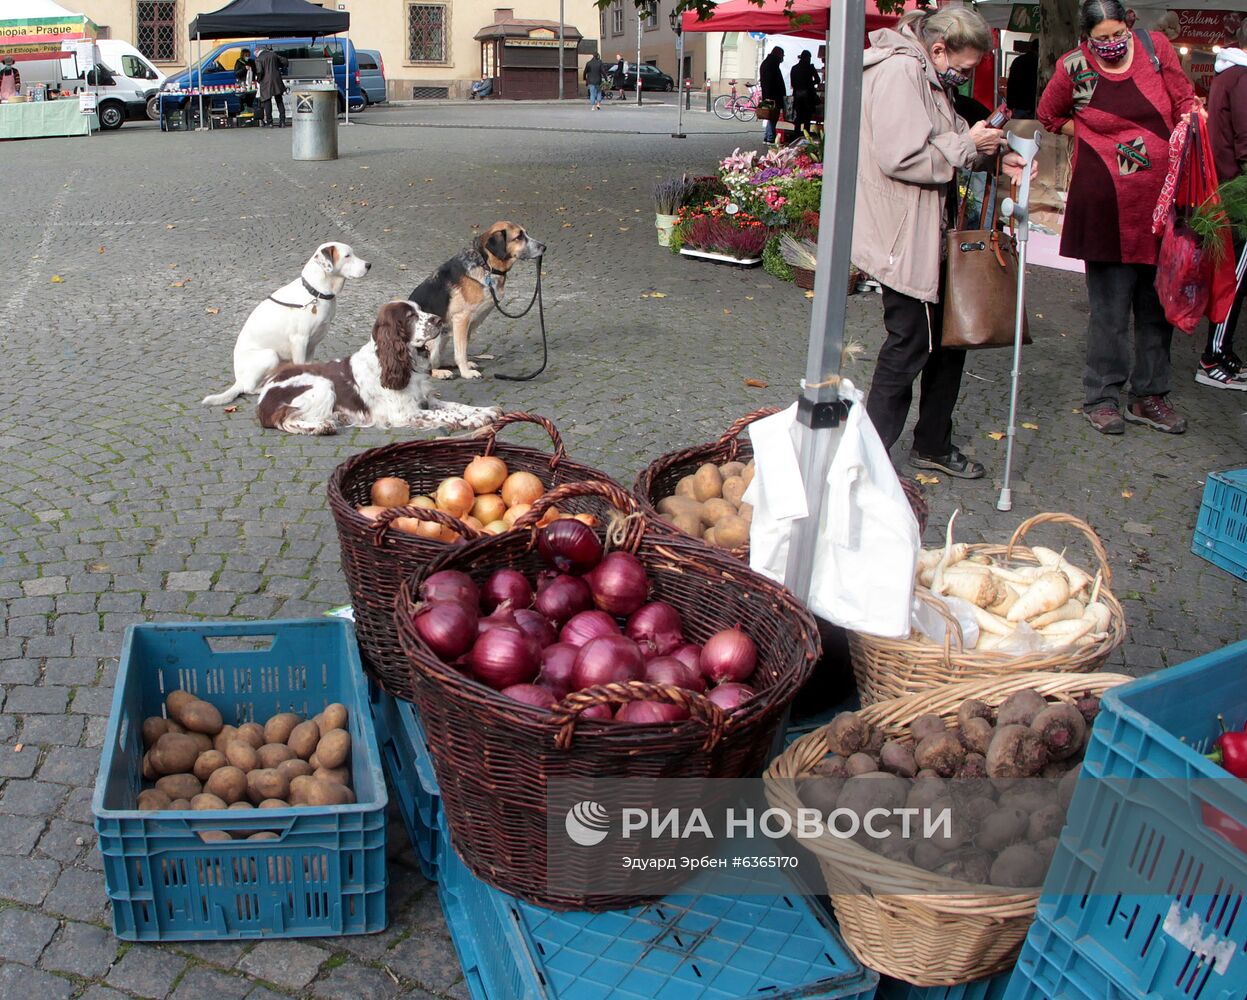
[1170,9,1244,49]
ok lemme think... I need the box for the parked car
[163,36,365,114]
[20,39,165,130]
[357,48,386,106]
[605,63,674,92]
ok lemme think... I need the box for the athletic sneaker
[1196,356,1247,390]
[1224,350,1247,380]
[1125,395,1187,434]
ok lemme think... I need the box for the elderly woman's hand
[969,120,1005,155]
[1001,151,1039,183]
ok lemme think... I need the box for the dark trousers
[1205,236,1246,361]
[1083,261,1172,407]
[259,94,285,125]
[866,282,967,457]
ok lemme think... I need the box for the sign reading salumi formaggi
[1170,9,1245,49]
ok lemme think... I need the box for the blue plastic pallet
[1004,914,1136,1000]
[877,972,1012,1000]
[369,682,441,881]
[93,620,388,941]
[1191,468,1247,581]
[1032,641,1247,999]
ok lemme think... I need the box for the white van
[20,40,165,130]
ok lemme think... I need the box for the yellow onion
[464,455,509,494]
[472,494,508,525]
[371,477,411,508]
[436,477,475,517]
[501,471,543,508]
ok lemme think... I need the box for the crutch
[996,129,1041,513]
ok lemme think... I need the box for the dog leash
[489,257,548,382]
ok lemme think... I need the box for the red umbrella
[680,0,918,39]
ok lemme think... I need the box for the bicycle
[713,80,759,123]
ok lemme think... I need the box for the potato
[164,720,186,735]
[703,527,717,546]
[670,512,703,538]
[258,799,289,809]
[247,768,289,804]
[142,716,171,748]
[713,515,749,549]
[721,476,747,509]
[205,765,247,804]
[225,740,259,773]
[693,463,724,501]
[150,733,200,775]
[187,733,213,755]
[249,832,280,840]
[193,750,229,782]
[198,830,232,843]
[314,765,350,786]
[277,758,314,782]
[287,721,321,760]
[674,475,698,498]
[288,775,318,805]
[305,779,350,807]
[191,793,228,811]
[742,461,755,488]
[315,730,351,770]
[719,461,746,479]
[312,712,329,732]
[322,704,348,732]
[258,743,296,769]
[264,713,302,745]
[657,495,705,523]
[228,801,254,810]
[341,786,357,805]
[308,754,321,770]
[701,498,737,526]
[179,700,223,736]
[213,725,240,753]
[155,773,202,801]
[169,799,192,810]
[138,788,172,811]
[142,752,157,782]
[166,690,197,720]
[738,501,753,522]
[235,722,265,749]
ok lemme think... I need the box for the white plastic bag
[742,381,920,638]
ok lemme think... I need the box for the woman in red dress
[1039,0,1199,435]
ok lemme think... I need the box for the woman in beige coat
[853,8,1027,479]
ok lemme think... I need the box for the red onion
[477,608,520,637]
[707,682,755,713]
[560,609,620,648]
[469,628,540,689]
[481,569,534,613]
[616,701,690,724]
[572,635,644,690]
[585,551,649,617]
[501,683,558,709]
[538,519,603,573]
[700,628,757,684]
[420,570,479,608]
[643,655,706,692]
[580,703,614,721]
[412,601,478,661]
[513,609,558,649]
[537,642,579,697]
[672,643,702,671]
[535,574,594,626]
[626,601,684,659]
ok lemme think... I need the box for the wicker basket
[634,409,929,560]
[793,266,815,290]
[850,513,1126,706]
[326,413,625,701]
[393,480,820,910]
[765,671,1133,985]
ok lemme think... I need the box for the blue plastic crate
[877,971,1012,1000]
[1191,468,1247,581]
[369,684,441,881]
[1003,915,1133,1000]
[1032,641,1247,999]
[93,620,388,941]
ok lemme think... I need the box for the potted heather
[675,198,770,265]
[653,177,691,247]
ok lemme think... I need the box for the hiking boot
[1125,395,1187,434]
[1195,356,1247,390]
[1084,405,1125,434]
[909,448,985,480]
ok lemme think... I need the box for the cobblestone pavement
[0,101,1242,997]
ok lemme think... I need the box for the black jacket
[235,56,258,87]
[1210,61,1247,182]
[256,49,289,100]
[584,56,605,86]
[790,61,819,97]
[760,54,786,102]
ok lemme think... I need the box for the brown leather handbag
[942,175,1031,349]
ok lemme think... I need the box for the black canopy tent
[187,0,351,128]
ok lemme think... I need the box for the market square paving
[0,101,1243,997]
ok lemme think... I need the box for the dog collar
[302,277,336,300]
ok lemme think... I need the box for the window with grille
[408,3,448,63]
[136,1,178,63]
[611,2,624,36]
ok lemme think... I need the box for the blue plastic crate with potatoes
[1029,641,1247,999]
[877,972,1012,1000]
[1003,914,1133,1000]
[1191,468,1247,580]
[369,683,441,882]
[93,619,388,941]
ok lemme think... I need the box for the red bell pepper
[1207,715,1247,780]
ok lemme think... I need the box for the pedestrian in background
[853,7,1027,480]
[612,54,629,102]
[256,45,289,128]
[1006,39,1038,118]
[235,47,258,118]
[584,53,605,110]
[789,50,820,139]
[1038,0,1199,435]
[1200,20,1247,390]
[0,56,20,100]
[759,46,786,144]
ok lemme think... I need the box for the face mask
[1090,35,1130,63]
[938,66,969,89]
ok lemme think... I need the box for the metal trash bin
[291,82,338,161]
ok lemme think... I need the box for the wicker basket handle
[475,412,567,469]
[370,505,482,546]
[513,480,646,553]
[716,406,782,461]
[552,681,726,752]
[914,587,966,659]
[1004,512,1113,587]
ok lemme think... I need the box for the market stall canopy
[188,0,348,41]
[0,0,97,62]
[680,0,918,39]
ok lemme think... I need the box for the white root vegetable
[969,604,1013,636]
[1039,617,1097,638]
[1088,570,1104,606]
[1074,631,1109,647]
[986,564,1047,586]
[967,555,994,565]
[1030,599,1085,630]
[1031,546,1093,594]
[929,510,961,596]
[940,570,1005,609]
[1082,601,1111,633]
[987,583,1020,616]
[1007,571,1071,622]
[975,632,1011,651]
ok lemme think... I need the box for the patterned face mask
[939,66,970,89]
[1090,35,1130,64]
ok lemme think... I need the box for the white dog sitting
[256,301,502,436]
[202,241,370,406]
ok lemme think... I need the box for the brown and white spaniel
[256,301,502,436]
